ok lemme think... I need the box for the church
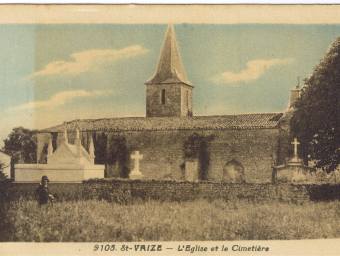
[36,25,298,183]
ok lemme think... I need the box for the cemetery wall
[2,179,340,203]
[38,128,280,183]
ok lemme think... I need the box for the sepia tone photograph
[0,4,339,249]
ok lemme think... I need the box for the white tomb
[15,128,104,183]
[0,150,11,179]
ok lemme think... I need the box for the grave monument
[274,137,313,183]
[129,150,144,179]
[15,128,104,183]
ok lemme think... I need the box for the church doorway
[223,159,245,183]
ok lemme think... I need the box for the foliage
[1,199,340,242]
[183,133,213,180]
[93,132,107,165]
[291,38,340,172]
[2,127,37,164]
[107,136,130,178]
[93,133,130,178]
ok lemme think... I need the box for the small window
[161,89,166,105]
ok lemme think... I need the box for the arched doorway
[223,159,245,183]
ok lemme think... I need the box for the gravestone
[130,150,143,179]
[275,137,314,183]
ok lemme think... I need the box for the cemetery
[0,23,339,242]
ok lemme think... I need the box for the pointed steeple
[75,127,82,158]
[146,24,192,86]
[47,137,53,158]
[63,125,68,144]
[89,135,95,164]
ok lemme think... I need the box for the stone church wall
[37,127,280,183]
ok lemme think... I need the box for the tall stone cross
[291,137,300,159]
[130,151,143,178]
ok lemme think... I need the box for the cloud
[214,58,294,85]
[29,45,148,79]
[11,90,111,111]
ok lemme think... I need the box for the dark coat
[35,184,52,205]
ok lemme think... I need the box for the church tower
[145,25,193,117]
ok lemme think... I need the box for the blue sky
[1,24,339,144]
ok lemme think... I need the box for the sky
[1,24,340,146]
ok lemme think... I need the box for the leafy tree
[106,135,130,178]
[2,127,37,164]
[183,133,213,180]
[93,132,107,164]
[291,38,340,172]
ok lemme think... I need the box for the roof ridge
[40,112,283,133]
[63,112,282,123]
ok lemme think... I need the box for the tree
[2,127,37,164]
[291,38,340,172]
[183,133,213,180]
[107,135,130,178]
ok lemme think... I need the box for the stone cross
[291,137,300,158]
[130,150,143,174]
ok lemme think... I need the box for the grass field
[1,199,340,242]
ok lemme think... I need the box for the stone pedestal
[129,170,143,180]
[274,137,314,183]
[184,160,199,182]
[274,157,313,183]
[288,156,303,166]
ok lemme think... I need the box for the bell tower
[288,77,301,110]
[145,25,193,117]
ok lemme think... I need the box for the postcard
[0,4,339,256]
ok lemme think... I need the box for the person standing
[35,176,55,205]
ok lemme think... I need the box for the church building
[36,25,298,183]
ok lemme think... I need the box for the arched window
[223,159,245,183]
[161,89,166,105]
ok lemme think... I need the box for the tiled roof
[40,113,283,133]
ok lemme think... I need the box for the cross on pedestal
[130,150,143,179]
[291,137,300,159]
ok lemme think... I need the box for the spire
[89,135,95,164]
[145,24,192,86]
[47,137,53,158]
[63,125,68,144]
[75,127,81,158]
[76,128,80,141]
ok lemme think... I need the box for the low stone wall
[1,179,340,203]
